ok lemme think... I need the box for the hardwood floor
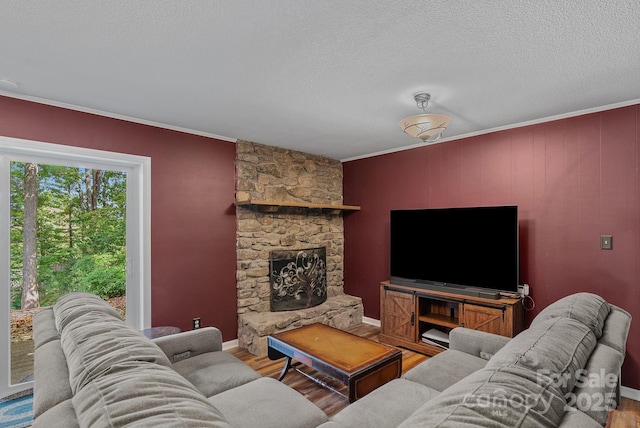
[228,323,640,422]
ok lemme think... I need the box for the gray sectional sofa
[32,292,329,427]
[324,292,632,427]
[33,291,631,427]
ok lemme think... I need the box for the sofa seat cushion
[530,292,610,339]
[61,311,172,393]
[73,362,232,427]
[172,350,261,397]
[331,378,439,428]
[53,292,123,332]
[209,377,329,428]
[403,350,486,392]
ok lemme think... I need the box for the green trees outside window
[10,162,127,309]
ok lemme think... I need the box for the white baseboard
[362,317,380,327]
[621,386,640,401]
[222,339,239,351]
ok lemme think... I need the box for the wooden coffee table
[267,323,402,402]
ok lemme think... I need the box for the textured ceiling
[1,1,639,160]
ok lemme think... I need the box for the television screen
[390,206,519,292]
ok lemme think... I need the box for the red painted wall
[0,96,239,339]
[344,105,640,389]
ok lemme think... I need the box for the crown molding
[0,90,237,143]
[341,98,640,162]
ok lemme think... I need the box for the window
[0,136,151,397]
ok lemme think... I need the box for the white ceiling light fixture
[400,93,451,142]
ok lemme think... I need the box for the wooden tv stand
[379,281,524,356]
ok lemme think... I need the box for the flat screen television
[389,205,519,293]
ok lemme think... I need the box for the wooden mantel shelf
[236,199,361,214]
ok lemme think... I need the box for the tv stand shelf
[418,313,459,329]
[380,281,524,356]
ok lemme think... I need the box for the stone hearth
[235,141,363,356]
[238,294,363,356]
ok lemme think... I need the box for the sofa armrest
[152,327,223,363]
[449,327,510,359]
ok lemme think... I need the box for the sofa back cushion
[53,292,123,332]
[487,317,597,395]
[398,367,568,427]
[32,339,73,418]
[598,305,632,355]
[530,292,610,339]
[32,308,60,349]
[60,309,172,393]
[42,292,232,427]
[73,362,233,427]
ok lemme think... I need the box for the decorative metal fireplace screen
[269,247,327,312]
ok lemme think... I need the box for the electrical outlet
[600,235,613,250]
[517,284,530,297]
[192,317,201,330]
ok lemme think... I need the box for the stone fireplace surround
[236,141,363,356]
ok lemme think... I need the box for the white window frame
[0,136,151,397]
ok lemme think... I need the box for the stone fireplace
[236,141,363,356]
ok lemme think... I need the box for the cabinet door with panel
[381,288,415,342]
[462,304,510,336]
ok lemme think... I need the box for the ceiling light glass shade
[400,113,451,142]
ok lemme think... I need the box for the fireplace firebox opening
[269,247,327,312]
